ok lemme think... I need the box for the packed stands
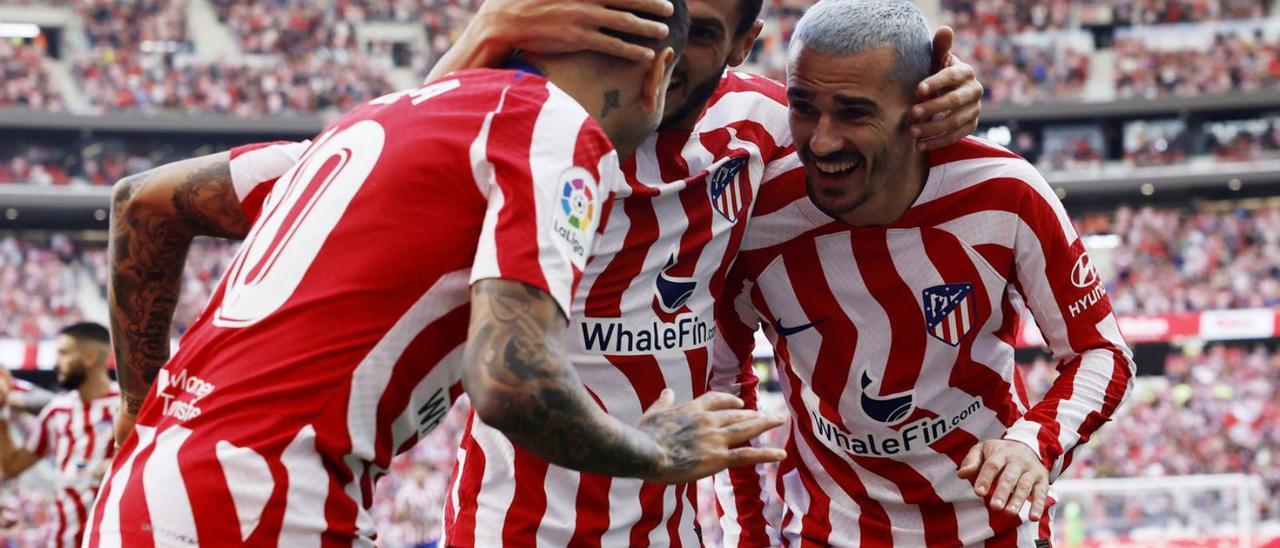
[1023,343,1280,522]
[1080,202,1280,314]
[0,41,64,112]
[1114,23,1280,100]
[0,235,91,342]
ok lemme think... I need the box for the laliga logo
[560,177,595,229]
[1071,253,1099,289]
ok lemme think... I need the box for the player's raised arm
[464,279,785,483]
[107,142,307,445]
[108,152,245,440]
[426,0,674,82]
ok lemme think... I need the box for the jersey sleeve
[468,80,616,317]
[1003,173,1136,481]
[228,140,311,223]
[709,262,778,547]
[23,404,54,458]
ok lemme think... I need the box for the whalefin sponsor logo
[808,397,983,458]
[652,254,697,323]
[579,316,715,355]
[859,370,914,425]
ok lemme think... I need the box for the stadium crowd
[0,42,64,112]
[4,0,1274,116]
[1024,343,1280,523]
[1114,28,1280,99]
[1080,203,1280,314]
[0,235,90,342]
[5,200,1280,338]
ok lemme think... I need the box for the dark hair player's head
[524,0,689,158]
[55,322,111,391]
[660,0,766,132]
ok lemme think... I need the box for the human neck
[836,151,929,228]
[78,369,111,402]
[526,56,643,158]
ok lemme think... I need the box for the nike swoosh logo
[774,317,828,337]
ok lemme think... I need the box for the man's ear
[85,343,107,368]
[728,20,764,67]
[641,47,677,112]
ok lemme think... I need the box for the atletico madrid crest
[708,155,750,223]
[922,283,976,346]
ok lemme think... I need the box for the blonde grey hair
[788,0,933,89]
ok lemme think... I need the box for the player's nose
[809,115,844,157]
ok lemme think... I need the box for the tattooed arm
[464,279,787,483]
[108,152,247,445]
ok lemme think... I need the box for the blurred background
[1,0,1278,546]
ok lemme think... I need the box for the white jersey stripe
[142,425,198,546]
[279,425,333,548]
[469,424,518,545]
[91,424,155,548]
[215,440,274,541]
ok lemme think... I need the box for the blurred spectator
[1111,0,1265,25]
[1123,119,1191,166]
[74,50,394,116]
[0,138,242,186]
[75,0,188,51]
[1022,342,1280,522]
[1039,125,1107,171]
[1115,27,1280,99]
[0,41,65,112]
[0,236,89,341]
[1084,203,1280,314]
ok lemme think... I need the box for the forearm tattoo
[466,281,662,478]
[109,158,248,414]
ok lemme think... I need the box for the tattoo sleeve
[463,279,664,477]
[109,152,250,414]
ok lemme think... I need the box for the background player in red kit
[715,0,1136,545]
[88,2,792,545]
[0,323,117,548]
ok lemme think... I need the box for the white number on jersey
[213,121,386,327]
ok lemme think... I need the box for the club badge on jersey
[708,155,751,223]
[923,283,977,346]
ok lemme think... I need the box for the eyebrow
[834,95,881,113]
[786,88,812,101]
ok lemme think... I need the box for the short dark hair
[604,0,690,58]
[59,322,110,346]
[736,0,764,38]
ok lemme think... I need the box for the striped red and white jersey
[714,137,1136,547]
[444,70,800,547]
[24,386,118,547]
[85,68,622,547]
